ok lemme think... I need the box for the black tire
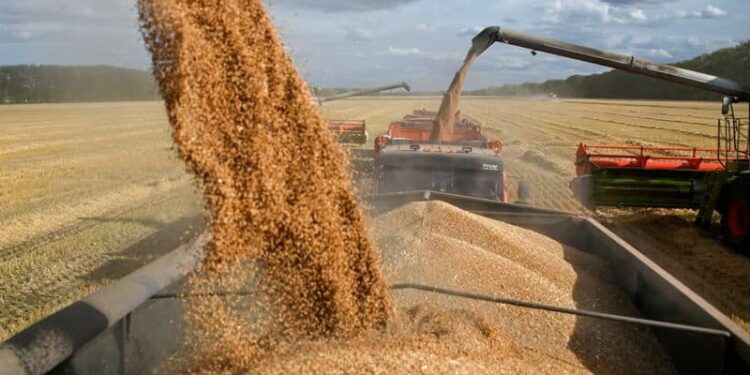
[720,189,750,252]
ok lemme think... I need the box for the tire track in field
[0,187,185,262]
[470,101,699,153]
[463,102,595,143]
[0,177,191,252]
[0,191,203,340]
[508,104,708,148]
[0,119,167,142]
[579,115,715,139]
[584,109,716,127]
[522,102,716,138]
[561,100,716,111]
[0,128,164,156]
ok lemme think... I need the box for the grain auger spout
[471,26,750,102]
[318,81,411,103]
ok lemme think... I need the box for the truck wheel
[721,190,750,252]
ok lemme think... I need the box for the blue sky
[0,0,748,89]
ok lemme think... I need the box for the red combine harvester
[325,119,368,144]
[472,26,750,250]
[319,82,410,144]
[373,109,508,201]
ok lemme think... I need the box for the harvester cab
[319,82,411,144]
[473,25,750,250]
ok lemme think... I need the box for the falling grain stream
[431,48,479,141]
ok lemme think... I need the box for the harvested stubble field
[322,96,750,332]
[3,96,750,342]
[0,102,205,340]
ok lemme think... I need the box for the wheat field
[0,102,205,340]
[1,98,749,340]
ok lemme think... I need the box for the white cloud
[704,5,727,18]
[603,33,628,49]
[345,28,374,42]
[677,4,727,19]
[0,1,147,67]
[537,0,626,25]
[281,0,420,12]
[647,48,672,59]
[416,23,435,33]
[629,9,647,22]
[387,46,423,56]
[457,26,483,37]
[492,57,532,70]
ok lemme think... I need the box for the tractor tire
[720,189,750,252]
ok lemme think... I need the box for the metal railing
[717,117,750,165]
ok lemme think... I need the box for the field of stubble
[2,97,749,341]
[0,102,205,340]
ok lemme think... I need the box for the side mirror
[722,96,731,115]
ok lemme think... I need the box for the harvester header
[472,26,750,102]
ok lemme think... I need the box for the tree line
[0,65,160,104]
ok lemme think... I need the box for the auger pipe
[318,81,411,103]
[471,26,750,102]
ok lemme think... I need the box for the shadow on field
[82,214,206,284]
[79,216,166,229]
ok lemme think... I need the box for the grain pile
[137,0,390,370]
[242,201,676,374]
[369,201,675,374]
